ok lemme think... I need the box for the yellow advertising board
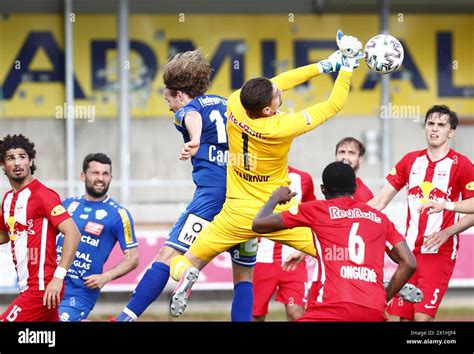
[0,14,472,118]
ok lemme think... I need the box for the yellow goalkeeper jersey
[225,64,352,202]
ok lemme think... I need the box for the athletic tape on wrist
[445,202,455,211]
[54,266,68,280]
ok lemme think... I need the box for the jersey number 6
[348,222,365,265]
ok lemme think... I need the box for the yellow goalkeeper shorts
[188,197,316,263]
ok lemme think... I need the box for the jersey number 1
[242,133,250,171]
[209,110,227,144]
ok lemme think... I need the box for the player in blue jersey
[116,50,256,322]
[57,153,139,321]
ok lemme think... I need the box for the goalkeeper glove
[337,29,364,72]
[336,29,362,58]
[317,30,364,74]
[340,51,364,72]
[317,50,343,74]
[317,49,364,74]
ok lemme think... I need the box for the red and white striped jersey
[387,149,474,259]
[0,179,70,292]
[256,166,316,264]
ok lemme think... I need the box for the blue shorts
[59,296,93,322]
[165,186,257,266]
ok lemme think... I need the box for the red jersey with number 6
[0,179,70,293]
[281,197,404,313]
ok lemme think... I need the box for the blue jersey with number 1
[174,94,228,188]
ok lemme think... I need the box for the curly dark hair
[0,134,37,174]
[163,49,212,98]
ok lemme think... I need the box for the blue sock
[231,281,253,322]
[116,262,170,321]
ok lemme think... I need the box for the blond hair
[163,49,212,98]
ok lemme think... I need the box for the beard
[8,174,27,183]
[353,162,360,173]
[5,169,28,183]
[85,181,110,199]
[340,160,360,173]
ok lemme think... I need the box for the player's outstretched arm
[272,40,366,139]
[270,30,362,92]
[289,31,364,135]
[84,248,139,290]
[385,241,416,302]
[252,187,296,234]
[44,218,81,309]
[300,67,353,128]
[419,197,474,215]
[367,184,398,211]
[270,64,321,92]
[269,64,355,140]
[0,229,9,245]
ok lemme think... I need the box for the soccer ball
[364,34,404,74]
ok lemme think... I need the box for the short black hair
[240,77,274,115]
[82,153,112,173]
[0,134,37,174]
[335,137,366,157]
[425,105,458,130]
[322,161,356,195]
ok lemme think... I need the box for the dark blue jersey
[174,94,228,188]
[56,196,138,308]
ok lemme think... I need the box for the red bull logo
[6,216,35,241]
[407,181,448,204]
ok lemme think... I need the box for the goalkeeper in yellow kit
[169,30,365,317]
